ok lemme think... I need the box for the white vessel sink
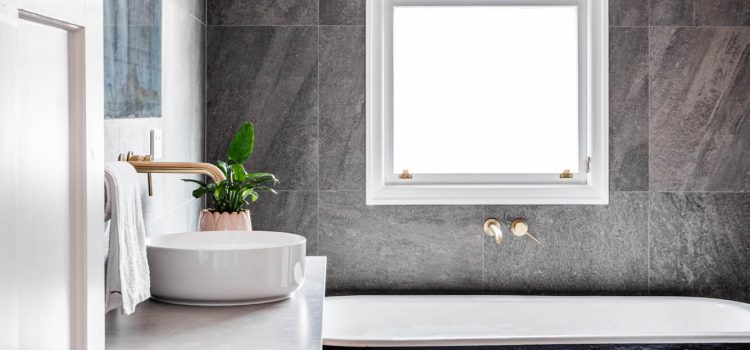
[147,231,306,306]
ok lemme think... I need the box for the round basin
[147,231,306,306]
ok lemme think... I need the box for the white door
[0,1,104,349]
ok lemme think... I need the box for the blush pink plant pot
[199,209,252,231]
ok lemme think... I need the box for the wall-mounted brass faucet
[483,218,503,244]
[118,151,225,196]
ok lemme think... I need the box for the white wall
[104,0,206,237]
[0,0,105,348]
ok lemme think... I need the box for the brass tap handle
[510,219,541,243]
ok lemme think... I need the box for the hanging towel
[104,162,150,315]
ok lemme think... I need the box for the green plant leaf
[192,187,210,198]
[240,187,254,200]
[227,122,254,164]
[213,182,226,200]
[216,160,230,177]
[253,186,278,194]
[243,172,279,186]
[231,163,247,182]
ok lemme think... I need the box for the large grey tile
[248,191,319,254]
[610,28,649,191]
[319,26,366,191]
[650,192,750,302]
[609,0,649,26]
[320,0,365,25]
[319,191,484,292]
[207,0,318,25]
[650,0,695,26]
[484,192,649,295]
[695,0,750,26]
[649,27,750,191]
[207,26,319,191]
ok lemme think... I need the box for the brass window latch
[560,157,591,179]
[399,169,413,179]
[559,169,573,179]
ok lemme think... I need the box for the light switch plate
[150,129,163,160]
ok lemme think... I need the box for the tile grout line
[316,14,322,256]
[206,9,211,210]
[692,1,696,26]
[481,207,486,291]
[647,193,652,294]
[612,25,750,28]
[207,24,365,27]
[646,0,652,294]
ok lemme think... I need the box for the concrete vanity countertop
[106,256,327,350]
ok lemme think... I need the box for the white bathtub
[323,295,750,347]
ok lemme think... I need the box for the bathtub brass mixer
[483,218,541,245]
[509,219,541,243]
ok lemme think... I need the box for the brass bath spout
[118,152,226,196]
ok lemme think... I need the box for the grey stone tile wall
[609,0,649,26]
[206,0,750,301]
[610,27,649,191]
[650,27,750,191]
[207,0,318,25]
[320,0,365,25]
[207,26,319,191]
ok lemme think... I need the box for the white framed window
[366,0,608,205]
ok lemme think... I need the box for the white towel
[104,162,150,315]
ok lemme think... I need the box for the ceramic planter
[199,209,252,231]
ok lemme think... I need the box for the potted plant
[183,122,279,231]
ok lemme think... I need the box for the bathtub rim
[323,295,750,347]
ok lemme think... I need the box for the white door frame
[1,1,105,349]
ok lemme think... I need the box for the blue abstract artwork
[104,0,162,118]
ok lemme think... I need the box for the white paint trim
[68,26,89,350]
[18,5,105,349]
[366,0,608,205]
[82,0,106,347]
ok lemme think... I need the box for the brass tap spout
[118,152,226,196]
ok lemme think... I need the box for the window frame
[366,0,609,205]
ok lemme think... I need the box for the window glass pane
[393,6,579,174]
